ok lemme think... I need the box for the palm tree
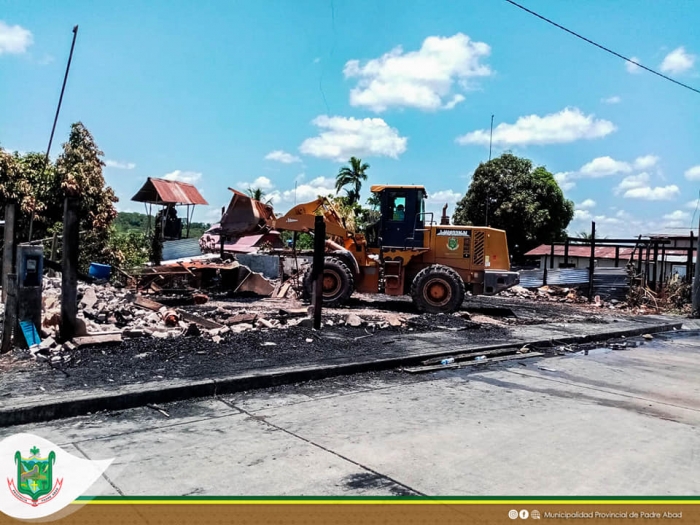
[366,194,381,208]
[574,231,608,242]
[335,157,369,206]
[246,187,273,205]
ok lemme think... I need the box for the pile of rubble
[503,285,587,303]
[502,285,631,310]
[30,277,411,365]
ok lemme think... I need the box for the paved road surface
[3,331,699,496]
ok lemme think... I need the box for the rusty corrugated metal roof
[131,177,208,205]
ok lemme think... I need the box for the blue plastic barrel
[88,263,111,280]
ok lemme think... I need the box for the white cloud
[105,159,136,170]
[601,96,621,104]
[623,185,680,201]
[626,57,642,74]
[238,176,275,191]
[663,210,690,221]
[577,199,596,209]
[0,21,33,55]
[280,176,337,203]
[442,94,465,110]
[300,115,407,161]
[633,155,659,170]
[579,156,631,177]
[615,173,651,194]
[163,170,202,184]
[684,165,700,180]
[663,209,691,228]
[574,209,592,221]
[554,172,575,191]
[344,33,491,112]
[456,107,615,147]
[264,150,301,164]
[660,46,695,74]
[428,189,462,204]
[685,198,700,209]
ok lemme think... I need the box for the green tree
[246,187,273,205]
[56,122,119,270]
[452,153,574,261]
[335,157,369,206]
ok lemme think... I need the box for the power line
[504,0,700,96]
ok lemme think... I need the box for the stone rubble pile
[31,278,410,363]
[502,285,628,309]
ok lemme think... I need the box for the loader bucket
[219,189,276,237]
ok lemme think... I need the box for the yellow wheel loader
[219,185,519,314]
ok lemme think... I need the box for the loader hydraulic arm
[219,188,350,239]
[274,197,350,238]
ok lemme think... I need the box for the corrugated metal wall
[518,267,629,300]
[162,238,203,262]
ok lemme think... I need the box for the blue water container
[88,262,111,280]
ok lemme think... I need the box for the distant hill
[115,212,210,238]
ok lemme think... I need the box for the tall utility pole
[488,114,494,161]
[29,25,79,241]
[485,114,494,226]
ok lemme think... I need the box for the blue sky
[1,0,699,237]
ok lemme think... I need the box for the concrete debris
[345,313,364,327]
[643,334,654,340]
[256,318,274,329]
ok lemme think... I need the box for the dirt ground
[0,291,638,400]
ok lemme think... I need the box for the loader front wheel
[302,256,354,307]
[410,265,465,314]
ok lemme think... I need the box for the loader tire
[410,264,465,314]
[302,256,354,307]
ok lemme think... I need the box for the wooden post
[1,274,17,353]
[614,246,620,268]
[652,241,659,291]
[542,255,548,286]
[2,202,16,303]
[637,237,643,276]
[588,222,595,301]
[660,244,666,288]
[312,215,325,330]
[219,206,225,258]
[60,197,79,341]
[48,231,58,277]
[645,242,651,285]
[564,238,569,267]
[693,218,700,317]
[549,243,555,269]
[688,231,694,284]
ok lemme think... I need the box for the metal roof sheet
[131,177,208,205]
[525,244,634,259]
[370,185,427,193]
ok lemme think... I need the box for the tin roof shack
[132,178,209,263]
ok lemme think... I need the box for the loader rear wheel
[410,265,465,314]
[302,256,354,307]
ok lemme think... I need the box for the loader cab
[368,185,427,249]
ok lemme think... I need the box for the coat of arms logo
[447,237,459,250]
[7,446,63,507]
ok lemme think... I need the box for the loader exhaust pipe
[440,203,450,225]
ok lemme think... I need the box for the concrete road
[3,331,699,496]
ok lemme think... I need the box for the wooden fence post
[312,216,326,330]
